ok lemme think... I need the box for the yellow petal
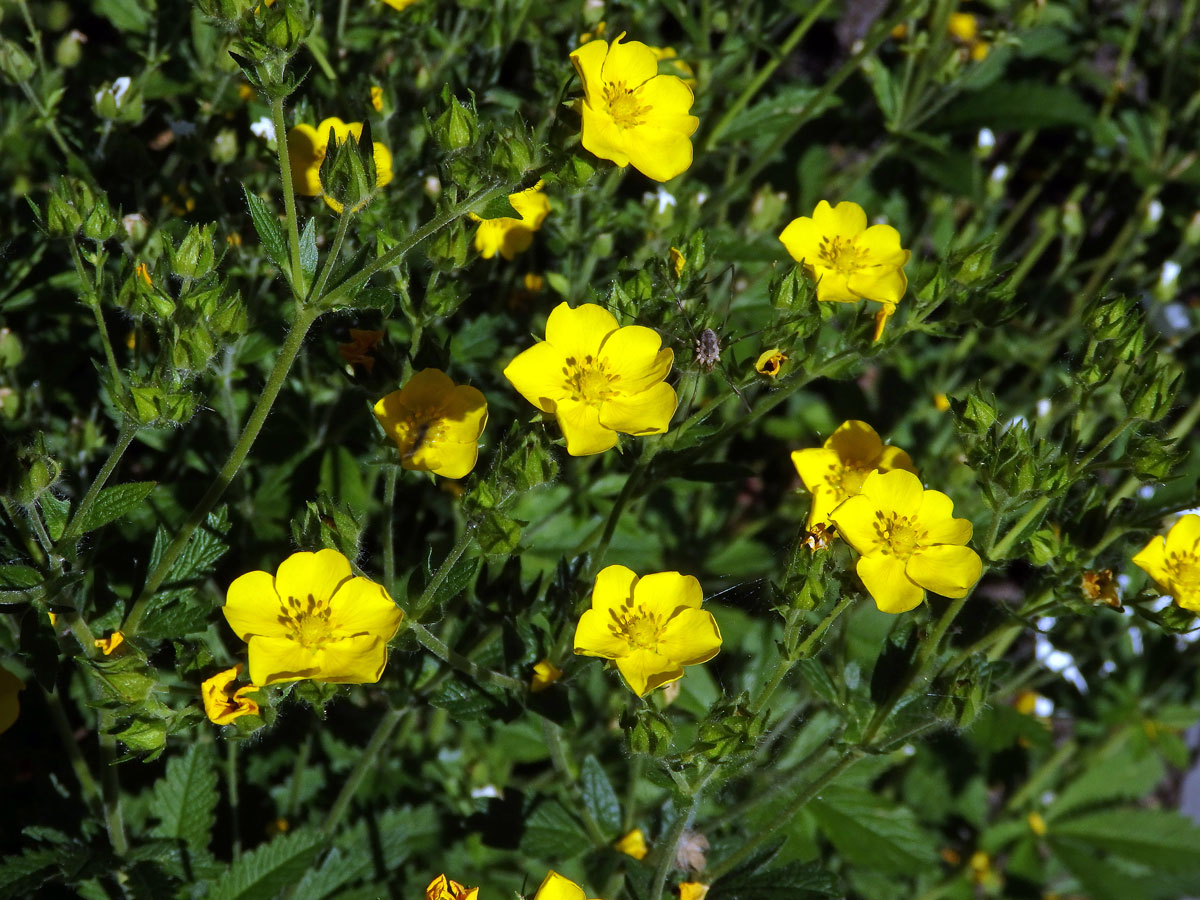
[247,634,322,685]
[829,494,884,555]
[533,871,587,900]
[812,267,858,303]
[907,545,982,598]
[848,266,908,307]
[223,569,281,640]
[1165,514,1200,556]
[598,382,677,435]
[812,199,867,237]
[473,218,516,259]
[509,184,551,227]
[917,490,973,545]
[778,215,820,264]
[624,123,695,182]
[877,444,917,474]
[601,33,658,87]
[416,438,481,480]
[545,302,619,362]
[615,648,681,697]
[287,124,324,196]
[859,469,924,517]
[857,224,909,264]
[503,342,569,413]
[439,384,489,442]
[826,420,884,465]
[599,327,672,392]
[1132,535,1169,587]
[633,571,704,616]
[633,75,698,132]
[579,102,632,168]
[790,447,840,492]
[806,485,842,530]
[574,608,629,659]
[658,607,722,665]
[593,564,639,615]
[615,828,649,860]
[857,554,925,614]
[557,399,619,455]
[314,633,391,683]
[327,576,403,641]
[275,549,354,608]
[316,117,358,145]
[372,142,394,188]
[570,39,609,108]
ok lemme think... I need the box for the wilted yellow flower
[373,369,488,479]
[574,565,721,697]
[288,117,394,213]
[201,664,260,725]
[790,420,916,530]
[95,631,126,655]
[530,658,563,693]
[669,247,686,278]
[0,667,24,735]
[830,469,982,614]
[470,182,551,261]
[503,302,676,456]
[426,875,478,900]
[614,828,648,860]
[754,348,787,377]
[678,884,709,900]
[1133,514,1200,613]
[337,328,385,373]
[779,201,911,326]
[570,34,699,182]
[524,273,545,292]
[533,871,598,900]
[1081,568,1121,608]
[223,549,403,685]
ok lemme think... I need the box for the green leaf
[299,218,318,279]
[148,507,230,592]
[150,744,219,852]
[473,194,520,219]
[1049,746,1164,820]
[428,674,507,721]
[1048,836,1153,900]
[424,556,479,610]
[932,82,1094,132]
[0,847,63,900]
[519,800,593,861]
[207,829,325,900]
[580,755,622,836]
[243,186,288,271]
[75,481,155,534]
[93,0,152,33]
[39,493,69,542]
[809,787,940,876]
[0,565,42,589]
[710,861,840,900]
[1052,808,1200,872]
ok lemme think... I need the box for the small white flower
[977,127,996,150]
[1146,199,1164,224]
[1035,398,1051,418]
[1161,303,1190,332]
[470,785,502,799]
[111,76,131,105]
[250,116,276,142]
[1160,259,1182,288]
[1033,696,1055,718]
[694,191,708,206]
[654,186,676,214]
[990,163,1009,182]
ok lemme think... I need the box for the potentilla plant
[0,1,1198,899]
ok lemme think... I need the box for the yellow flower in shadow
[754,348,787,378]
[288,117,393,214]
[791,420,916,530]
[829,469,981,614]
[337,328,385,373]
[373,369,488,479]
[470,182,551,260]
[570,33,699,182]
[223,549,403,685]
[503,302,676,456]
[614,828,649,860]
[201,664,261,725]
[574,565,721,697]
[95,631,126,655]
[530,658,563,693]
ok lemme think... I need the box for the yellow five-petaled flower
[374,369,488,479]
[1132,514,1200,614]
[503,302,676,456]
[574,565,722,697]
[570,33,699,182]
[791,420,916,530]
[288,117,394,214]
[223,549,404,686]
[829,469,981,614]
[470,182,551,261]
[779,200,910,337]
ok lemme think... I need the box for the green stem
[989,497,1049,561]
[541,719,608,845]
[270,93,305,297]
[583,451,652,581]
[649,772,712,900]
[749,595,853,716]
[406,620,524,691]
[59,419,139,544]
[285,734,312,819]
[623,753,645,832]
[322,708,405,837]
[699,0,835,152]
[227,741,242,860]
[307,207,352,304]
[99,718,128,856]
[69,242,124,398]
[383,466,398,595]
[43,685,105,820]
[412,526,477,620]
[122,304,321,637]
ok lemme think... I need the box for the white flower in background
[250,116,276,143]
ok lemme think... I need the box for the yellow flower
[948,12,990,61]
[614,828,648,860]
[95,631,126,655]
[578,21,608,44]
[790,420,917,530]
[1133,514,1200,613]
[1081,568,1121,608]
[0,667,24,735]
[754,348,787,377]
[381,0,419,9]
[649,46,696,87]
[223,549,403,686]
[470,182,551,261]
[533,871,599,900]
[530,658,563,693]
[426,875,478,900]
[524,273,545,292]
[669,247,686,278]
[287,117,394,214]
[370,85,384,112]
[574,565,721,697]
[337,328,385,373]
[1027,811,1047,836]
[201,664,261,725]
[778,200,911,317]
[678,884,709,900]
[503,302,676,456]
[570,34,699,182]
[933,392,951,412]
[136,262,152,286]
[829,469,982,614]
[373,369,488,479]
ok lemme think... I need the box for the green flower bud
[1130,360,1182,422]
[319,126,376,215]
[261,0,309,52]
[432,87,478,152]
[82,194,121,242]
[211,127,239,164]
[0,37,36,83]
[171,224,218,280]
[0,328,23,368]
[54,30,85,68]
[93,76,143,123]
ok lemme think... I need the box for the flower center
[818,236,868,275]
[397,408,446,459]
[603,81,651,129]
[874,513,928,560]
[1167,552,1200,593]
[608,606,665,652]
[277,593,334,649]
[563,354,620,405]
[826,462,870,498]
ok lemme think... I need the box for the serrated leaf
[207,828,325,900]
[299,218,318,279]
[710,861,840,900]
[933,82,1093,132]
[150,744,219,852]
[424,556,479,611]
[243,186,288,270]
[473,194,520,219]
[148,507,230,593]
[39,493,69,542]
[75,481,155,534]
[519,800,593,861]
[1052,808,1200,872]
[0,565,42,589]
[581,755,621,836]
[809,787,940,876]
[428,674,506,721]
[0,847,62,900]
[1049,746,1164,820]
[1048,836,1153,900]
